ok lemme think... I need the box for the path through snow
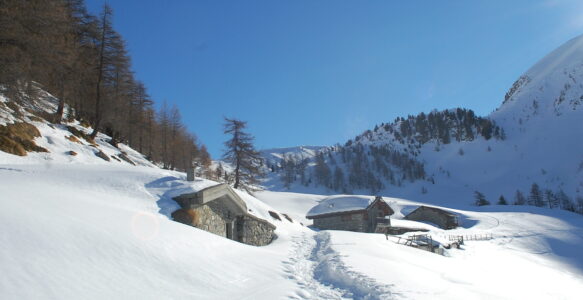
[283,231,394,300]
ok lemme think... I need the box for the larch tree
[222,118,263,192]
[529,183,543,207]
[89,3,117,139]
[514,190,526,205]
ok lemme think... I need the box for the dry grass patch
[66,135,82,144]
[5,101,24,119]
[79,119,91,128]
[66,126,95,145]
[0,122,49,156]
[23,108,50,122]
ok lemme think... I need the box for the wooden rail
[448,233,493,242]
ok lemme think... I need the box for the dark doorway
[226,221,233,240]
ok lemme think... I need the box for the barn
[306,195,394,232]
[404,206,459,229]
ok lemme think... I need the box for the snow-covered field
[2,151,583,299]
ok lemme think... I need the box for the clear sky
[86,0,583,158]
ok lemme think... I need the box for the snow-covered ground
[3,33,583,297]
[2,144,583,299]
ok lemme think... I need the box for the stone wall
[313,212,367,232]
[366,200,393,232]
[172,200,275,246]
[172,201,234,238]
[238,215,276,246]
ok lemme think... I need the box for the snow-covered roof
[306,195,378,218]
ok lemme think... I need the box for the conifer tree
[333,166,345,191]
[544,189,558,209]
[556,189,573,211]
[529,183,543,207]
[474,191,489,206]
[497,195,508,205]
[222,118,263,192]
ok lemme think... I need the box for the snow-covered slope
[263,34,583,209]
[0,89,305,299]
[420,33,583,204]
[3,33,583,300]
[0,163,306,299]
[261,145,328,167]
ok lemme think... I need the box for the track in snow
[283,231,394,300]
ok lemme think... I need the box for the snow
[306,195,377,218]
[2,143,583,299]
[3,32,583,300]
[0,163,308,299]
[255,191,325,224]
[260,33,583,208]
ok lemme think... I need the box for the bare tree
[222,118,263,191]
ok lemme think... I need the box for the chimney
[186,167,195,181]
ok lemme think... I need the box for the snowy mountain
[264,34,583,211]
[261,145,328,167]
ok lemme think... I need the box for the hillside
[2,86,583,299]
[263,34,583,212]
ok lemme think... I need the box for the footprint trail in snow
[284,231,394,300]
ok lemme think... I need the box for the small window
[341,214,352,221]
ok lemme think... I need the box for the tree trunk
[90,5,108,139]
[54,83,65,124]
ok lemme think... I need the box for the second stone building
[306,195,394,232]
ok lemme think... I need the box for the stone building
[306,195,394,232]
[171,183,275,246]
[404,206,458,229]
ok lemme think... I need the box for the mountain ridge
[261,34,583,212]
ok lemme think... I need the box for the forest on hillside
[0,0,211,171]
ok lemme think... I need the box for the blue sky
[86,0,583,158]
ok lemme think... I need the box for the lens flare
[131,211,160,241]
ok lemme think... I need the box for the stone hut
[404,206,458,229]
[171,183,276,246]
[306,195,394,233]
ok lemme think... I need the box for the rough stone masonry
[171,183,276,246]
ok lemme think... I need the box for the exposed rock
[67,150,77,156]
[94,150,110,161]
[282,213,293,223]
[118,152,135,165]
[268,210,281,221]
